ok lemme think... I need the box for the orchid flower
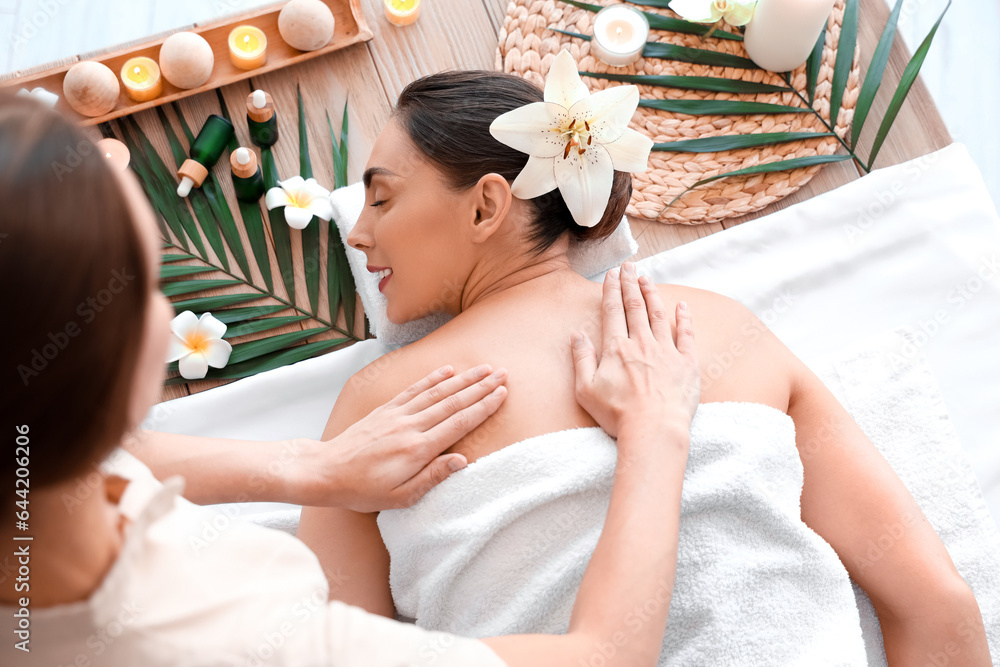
[488,49,652,228]
[668,0,756,27]
[166,311,233,380]
[265,176,334,230]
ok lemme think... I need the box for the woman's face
[117,170,175,430]
[349,118,481,324]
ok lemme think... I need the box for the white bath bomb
[278,0,336,51]
[62,61,120,117]
[159,31,215,89]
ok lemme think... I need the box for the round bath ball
[159,31,215,89]
[62,61,120,117]
[278,0,336,52]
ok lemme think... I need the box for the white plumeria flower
[166,311,233,380]
[668,0,756,26]
[265,176,334,230]
[489,49,653,228]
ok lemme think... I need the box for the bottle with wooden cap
[177,114,235,197]
[230,146,266,202]
[246,89,279,148]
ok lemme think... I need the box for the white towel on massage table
[374,327,999,665]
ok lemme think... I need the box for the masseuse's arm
[127,365,507,509]
[484,265,700,667]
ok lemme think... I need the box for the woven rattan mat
[495,0,860,224]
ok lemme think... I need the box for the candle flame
[616,26,622,39]
[134,66,140,75]
[243,35,250,44]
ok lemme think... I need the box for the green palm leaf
[162,253,199,263]
[806,23,826,107]
[164,338,348,385]
[160,264,216,279]
[160,279,243,297]
[223,315,310,338]
[559,0,742,40]
[297,85,322,315]
[210,305,289,324]
[667,154,852,207]
[654,131,833,153]
[581,70,790,95]
[550,29,756,69]
[829,0,858,128]
[851,0,903,147]
[171,293,264,313]
[261,147,297,305]
[867,1,950,169]
[327,103,356,333]
[228,326,331,365]
[639,99,808,115]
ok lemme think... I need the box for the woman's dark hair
[0,92,150,491]
[394,70,632,253]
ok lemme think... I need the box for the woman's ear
[469,173,512,243]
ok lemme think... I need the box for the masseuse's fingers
[571,331,598,395]
[601,267,626,348]
[674,300,696,360]
[421,380,508,449]
[638,275,672,344]
[399,364,493,415]
[386,365,456,409]
[414,368,508,432]
[393,453,470,509]
[620,262,653,340]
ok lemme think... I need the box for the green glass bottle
[246,89,279,148]
[230,147,266,202]
[176,114,235,197]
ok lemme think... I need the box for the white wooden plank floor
[1,0,998,206]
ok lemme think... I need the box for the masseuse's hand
[303,365,507,511]
[572,262,700,439]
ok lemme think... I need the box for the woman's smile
[368,264,394,292]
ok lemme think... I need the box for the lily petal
[195,312,227,341]
[285,207,314,230]
[490,102,568,158]
[553,143,614,228]
[166,336,191,363]
[169,310,199,340]
[723,0,755,26]
[668,0,719,22]
[603,128,653,173]
[306,195,334,221]
[202,338,233,369]
[545,49,590,110]
[265,187,293,211]
[179,351,209,380]
[570,84,639,145]
[511,155,559,199]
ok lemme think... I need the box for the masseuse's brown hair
[0,92,150,490]
[394,70,633,253]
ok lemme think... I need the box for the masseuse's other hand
[572,262,700,439]
[304,365,507,512]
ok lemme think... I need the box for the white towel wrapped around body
[378,401,868,666]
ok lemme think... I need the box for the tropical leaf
[223,315,310,338]
[581,70,790,95]
[639,99,809,115]
[327,103,357,334]
[171,293,264,313]
[160,264,217,279]
[160,278,243,297]
[829,0,858,129]
[806,23,826,107]
[666,154,852,207]
[260,147,297,305]
[867,1,950,169]
[164,338,348,385]
[551,29,756,68]
[210,305,289,325]
[654,131,833,153]
[297,85,322,314]
[227,326,331,365]
[161,253,198,263]
[851,0,903,147]
[559,0,742,40]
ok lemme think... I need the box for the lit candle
[120,56,162,102]
[96,138,130,172]
[591,5,649,68]
[743,0,837,72]
[228,25,268,70]
[383,0,420,26]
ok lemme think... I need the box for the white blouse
[0,450,506,666]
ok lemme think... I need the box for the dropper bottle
[246,89,279,148]
[230,146,266,202]
[176,114,235,197]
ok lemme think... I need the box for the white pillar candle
[743,0,837,72]
[591,4,649,68]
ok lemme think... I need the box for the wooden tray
[0,0,372,126]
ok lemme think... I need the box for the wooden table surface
[13,0,950,401]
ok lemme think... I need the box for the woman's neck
[0,475,124,608]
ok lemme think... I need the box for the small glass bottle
[177,114,235,197]
[246,89,279,148]
[230,146,266,202]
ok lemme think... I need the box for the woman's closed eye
[370,199,387,208]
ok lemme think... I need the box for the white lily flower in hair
[489,49,653,228]
[166,311,233,380]
[668,0,756,26]
[265,176,334,230]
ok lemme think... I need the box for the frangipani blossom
[166,311,233,380]
[265,176,334,230]
[668,0,756,26]
[488,49,653,228]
